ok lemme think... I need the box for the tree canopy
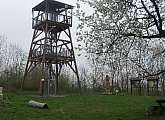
[75,0,165,89]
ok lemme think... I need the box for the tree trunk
[28,100,48,109]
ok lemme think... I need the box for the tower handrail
[32,12,72,28]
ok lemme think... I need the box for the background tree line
[0,35,26,92]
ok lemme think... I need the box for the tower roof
[32,0,74,12]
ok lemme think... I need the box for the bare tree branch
[129,58,152,75]
[150,0,162,31]
[141,0,160,32]
[144,70,165,78]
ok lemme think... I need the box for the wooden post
[41,79,44,97]
[105,75,110,95]
[156,80,159,95]
[0,87,3,100]
[131,81,132,94]
[147,81,149,96]
[139,80,141,95]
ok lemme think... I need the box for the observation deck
[32,0,73,31]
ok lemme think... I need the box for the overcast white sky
[0,0,90,67]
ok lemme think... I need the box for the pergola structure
[20,0,81,95]
[146,76,159,96]
[130,77,142,95]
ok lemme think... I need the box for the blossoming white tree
[76,0,165,91]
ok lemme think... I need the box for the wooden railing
[32,12,72,28]
[32,47,71,58]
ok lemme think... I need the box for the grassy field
[1,93,165,120]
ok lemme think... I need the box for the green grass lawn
[1,93,165,120]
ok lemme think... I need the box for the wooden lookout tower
[21,0,81,95]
